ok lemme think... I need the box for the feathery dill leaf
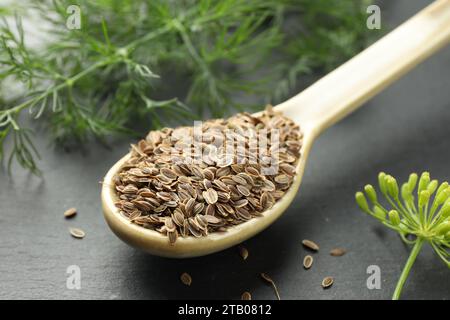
[0,0,377,173]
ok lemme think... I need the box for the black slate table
[1,0,449,300]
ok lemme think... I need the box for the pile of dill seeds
[114,106,302,244]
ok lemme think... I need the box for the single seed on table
[239,246,249,260]
[302,239,319,252]
[321,276,334,289]
[330,248,347,257]
[69,227,85,239]
[303,255,313,269]
[241,292,252,300]
[260,273,281,300]
[180,272,192,286]
[64,207,77,218]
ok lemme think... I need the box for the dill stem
[4,60,110,117]
[124,23,172,50]
[392,238,424,300]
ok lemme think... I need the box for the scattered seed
[180,272,192,286]
[321,276,334,289]
[241,292,252,300]
[260,273,280,300]
[303,255,313,269]
[239,246,249,260]
[302,239,319,252]
[330,248,346,257]
[69,227,85,239]
[64,207,77,218]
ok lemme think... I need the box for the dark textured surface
[0,0,449,300]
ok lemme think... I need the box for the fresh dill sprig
[356,172,450,300]
[0,0,375,173]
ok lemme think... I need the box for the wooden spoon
[102,0,450,258]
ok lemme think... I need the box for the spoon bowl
[102,0,450,258]
[102,130,313,258]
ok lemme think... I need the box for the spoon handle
[275,0,450,138]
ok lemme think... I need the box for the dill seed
[239,246,249,260]
[303,255,314,269]
[114,106,302,244]
[321,276,334,289]
[241,292,252,300]
[302,239,320,252]
[64,207,77,218]
[330,248,346,257]
[69,227,85,239]
[180,272,192,286]
[260,272,281,300]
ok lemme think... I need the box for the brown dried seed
[188,223,203,237]
[165,218,176,232]
[330,248,346,257]
[245,166,259,176]
[156,191,171,201]
[238,172,254,185]
[178,176,191,184]
[166,200,178,208]
[180,272,192,286]
[203,188,218,205]
[221,177,236,185]
[231,175,247,185]
[161,168,178,180]
[203,179,213,189]
[302,239,320,252]
[203,168,215,180]
[203,215,222,225]
[123,184,138,194]
[236,207,251,220]
[195,215,208,230]
[168,230,178,245]
[303,255,313,269]
[123,201,135,211]
[260,273,280,300]
[188,217,201,231]
[212,179,229,191]
[216,166,231,177]
[154,205,167,213]
[69,227,85,239]
[146,197,161,207]
[241,292,252,300]
[128,210,142,220]
[239,246,249,260]
[217,191,231,202]
[236,185,251,197]
[132,200,152,211]
[185,198,196,215]
[191,166,205,179]
[64,208,77,218]
[274,174,290,184]
[261,180,276,192]
[280,163,296,176]
[321,276,334,289]
[172,210,185,227]
[234,199,248,208]
[193,202,205,215]
[206,204,216,216]
[139,191,156,198]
